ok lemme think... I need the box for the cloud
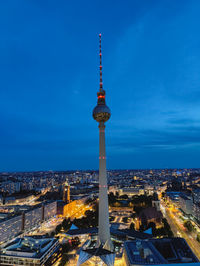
[107,124,200,154]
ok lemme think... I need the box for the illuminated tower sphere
[93,33,112,251]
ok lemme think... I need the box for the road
[165,208,200,260]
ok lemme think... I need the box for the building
[78,34,115,266]
[119,187,144,196]
[43,201,57,221]
[152,192,160,211]
[0,236,61,266]
[24,206,43,231]
[123,238,199,265]
[0,181,21,195]
[136,207,163,230]
[193,188,200,204]
[63,182,70,203]
[192,202,200,222]
[179,194,193,216]
[0,215,22,244]
[0,201,57,244]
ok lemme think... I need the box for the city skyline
[1,0,200,171]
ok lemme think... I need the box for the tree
[184,221,194,232]
[130,222,135,230]
[109,216,115,222]
[133,206,143,215]
[197,233,200,242]
[161,192,166,198]
[50,231,55,237]
[162,218,170,231]
[85,197,94,205]
[62,218,71,231]
[108,192,117,205]
[55,224,62,234]
[139,224,145,232]
[122,217,128,223]
[119,194,128,199]
[148,222,156,230]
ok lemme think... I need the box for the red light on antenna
[99,33,101,36]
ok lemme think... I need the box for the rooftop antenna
[99,33,103,92]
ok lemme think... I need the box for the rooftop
[124,238,199,265]
[1,236,58,258]
[66,224,152,239]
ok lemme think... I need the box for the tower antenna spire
[99,33,103,92]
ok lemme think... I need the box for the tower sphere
[93,104,111,122]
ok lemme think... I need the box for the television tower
[77,34,115,266]
[93,33,112,251]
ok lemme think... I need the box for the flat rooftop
[66,224,152,239]
[1,236,58,258]
[124,238,199,265]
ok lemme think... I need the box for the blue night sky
[1,0,200,171]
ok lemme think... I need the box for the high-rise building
[78,34,115,266]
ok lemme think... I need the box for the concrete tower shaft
[98,122,111,249]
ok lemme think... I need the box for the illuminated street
[164,205,200,260]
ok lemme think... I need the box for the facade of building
[152,192,160,211]
[0,201,57,244]
[119,187,144,196]
[0,236,61,266]
[0,181,21,195]
[24,206,43,231]
[63,182,70,203]
[192,202,200,221]
[0,215,22,244]
[179,194,193,215]
[193,188,200,204]
[136,207,163,230]
[44,201,57,220]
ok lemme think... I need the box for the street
[164,206,200,260]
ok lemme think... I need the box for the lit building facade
[0,201,57,244]
[0,181,21,195]
[0,236,61,266]
[0,215,22,244]
[63,182,70,203]
[44,201,57,220]
[24,206,43,231]
[179,194,193,215]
